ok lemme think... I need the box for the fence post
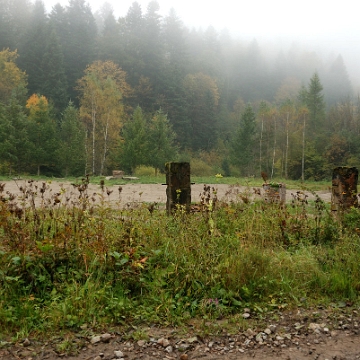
[165,162,191,214]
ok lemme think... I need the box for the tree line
[0,0,358,179]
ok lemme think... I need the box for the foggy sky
[42,0,360,90]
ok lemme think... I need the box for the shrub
[134,165,157,176]
[190,158,213,176]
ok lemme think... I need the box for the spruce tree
[147,110,177,175]
[49,3,69,44]
[183,72,219,151]
[142,1,164,92]
[0,0,31,50]
[26,95,58,175]
[231,104,257,176]
[97,11,121,63]
[58,102,85,176]
[63,0,97,102]
[0,98,30,174]
[120,106,148,174]
[119,2,144,88]
[18,0,48,96]
[305,72,326,136]
[40,28,68,115]
[325,55,352,106]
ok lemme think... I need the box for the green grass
[87,175,331,193]
[0,175,357,343]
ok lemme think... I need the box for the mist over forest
[0,0,359,180]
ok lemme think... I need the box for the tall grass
[0,177,359,341]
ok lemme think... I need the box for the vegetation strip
[1,177,360,351]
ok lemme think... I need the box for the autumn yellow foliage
[0,49,27,103]
[26,93,48,108]
[77,60,132,175]
[26,94,49,116]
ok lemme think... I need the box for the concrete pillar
[165,162,191,214]
[331,166,358,212]
[262,183,286,204]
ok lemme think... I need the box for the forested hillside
[0,0,358,179]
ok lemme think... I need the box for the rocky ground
[1,306,360,360]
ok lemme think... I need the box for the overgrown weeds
[0,178,360,341]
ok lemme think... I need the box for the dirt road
[1,179,332,208]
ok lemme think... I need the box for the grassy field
[0,175,358,343]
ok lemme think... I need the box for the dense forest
[0,0,359,179]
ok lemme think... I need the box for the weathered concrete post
[112,170,124,179]
[165,162,191,214]
[331,166,358,212]
[262,183,286,204]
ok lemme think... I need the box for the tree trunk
[301,113,306,182]
[100,114,109,176]
[84,129,89,176]
[91,95,96,175]
[285,112,289,179]
[271,114,276,179]
[259,115,264,175]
